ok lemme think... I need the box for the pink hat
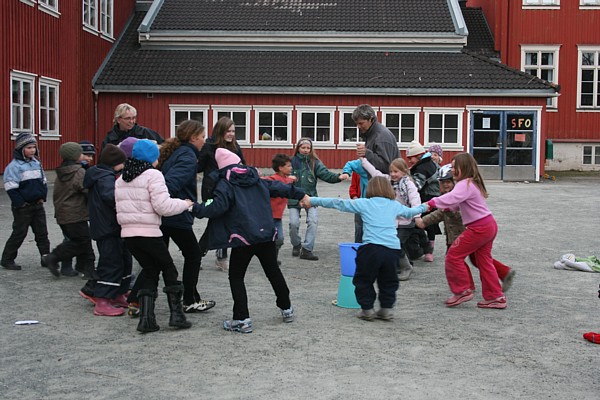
[215,148,241,169]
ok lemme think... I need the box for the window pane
[175,111,189,125]
[258,112,272,125]
[232,112,246,126]
[301,113,314,126]
[581,94,594,106]
[41,110,48,130]
[445,129,458,144]
[316,113,329,126]
[49,110,56,130]
[317,127,330,142]
[595,147,600,164]
[429,114,442,128]
[429,129,442,143]
[274,126,287,141]
[400,128,414,143]
[385,114,400,128]
[301,127,315,139]
[526,52,537,65]
[12,106,20,129]
[401,114,415,127]
[274,112,287,126]
[444,115,458,129]
[23,107,31,129]
[40,86,47,107]
[541,52,553,65]
[344,128,357,142]
[343,113,355,127]
[388,127,399,141]
[22,82,31,105]
[189,112,203,124]
[49,87,56,107]
[259,127,273,139]
[582,52,595,66]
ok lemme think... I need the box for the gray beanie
[15,132,37,151]
[59,142,83,162]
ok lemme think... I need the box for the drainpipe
[93,90,99,148]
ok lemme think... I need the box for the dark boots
[163,284,192,329]
[137,289,160,333]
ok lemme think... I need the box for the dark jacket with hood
[160,142,200,230]
[197,138,246,201]
[409,153,440,202]
[362,117,399,174]
[83,164,120,240]
[53,161,88,225]
[192,164,305,250]
[102,124,164,149]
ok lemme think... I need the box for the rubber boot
[61,258,78,277]
[94,298,125,317]
[137,289,160,333]
[163,283,192,329]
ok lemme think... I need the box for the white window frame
[253,106,292,147]
[295,106,335,149]
[337,106,361,149]
[20,0,36,7]
[521,45,560,110]
[583,145,600,164]
[38,77,60,138]
[577,46,600,111]
[38,0,60,17]
[99,0,113,38]
[169,105,209,138]
[212,106,251,145]
[423,108,464,150]
[581,0,600,9]
[10,71,37,137]
[380,107,420,150]
[83,0,98,32]
[522,0,560,9]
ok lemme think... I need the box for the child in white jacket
[115,139,193,334]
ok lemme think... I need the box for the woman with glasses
[102,103,164,149]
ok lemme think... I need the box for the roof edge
[448,0,469,36]
[139,0,163,33]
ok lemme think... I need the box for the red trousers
[445,215,504,300]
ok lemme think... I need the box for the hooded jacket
[409,153,440,202]
[288,153,339,208]
[160,142,200,230]
[4,148,47,208]
[83,164,120,240]
[53,161,88,225]
[193,164,305,249]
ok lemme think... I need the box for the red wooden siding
[467,0,600,144]
[96,92,547,169]
[1,0,136,172]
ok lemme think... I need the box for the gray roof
[146,0,457,33]
[93,5,557,96]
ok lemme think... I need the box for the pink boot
[94,298,125,316]
[110,293,129,308]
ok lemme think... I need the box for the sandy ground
[1,174,599,399]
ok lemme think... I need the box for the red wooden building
[468,0,600,171]
[1,0,136,171]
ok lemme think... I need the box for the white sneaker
[183,299,216,313]
[215,258,229,272]
[281,306,294,323]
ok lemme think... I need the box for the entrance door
[471,111,537,181]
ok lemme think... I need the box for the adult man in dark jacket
[102,103,163,149]
[352,104,399,173]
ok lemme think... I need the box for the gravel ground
[1,173,599,399]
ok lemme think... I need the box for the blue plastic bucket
[334,275,360,309]
[339,242,362,277]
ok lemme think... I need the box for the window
[381,107,420,145]
[39,77,60,137]
[213,107,250,143]
[423,108,463,147]
[583,145,600,164]
[39,0,59,16]
[296,107,334,145]
[169,105,208,138]
[522,0,559,6]
[581,0,600,7]
[83,0,113,39]
[11,71,36,136]
[338,107,360,145]
[578,47,600,108]
[254,107,291,145]
[522,46,559,109]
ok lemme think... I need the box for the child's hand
[415,217,425,229]
[339,173,350,181]
[421,203,430,213]
[299,195,311,208]
[185,199,193,207]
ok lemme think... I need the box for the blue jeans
[274,219,284,245]
[288,207,318,252]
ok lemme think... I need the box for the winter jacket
[3,150,47,208]
[421,208,464,248]
[349,172,361,199]
[102,124,164,149]
[428,178,491,226]
[409,153,440,202]
[264,174,295,219]
[83,164,120,240]
[115,165,190,238]
[197,139,246,201]
[160,143,200,230]
[288,153,339,208]
[361,158,422,227]
[53,161,88,225]
[193,165,306,249]
[342,159,369,198]
[361,118,399,174]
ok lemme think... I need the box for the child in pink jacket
[115,139,193,333]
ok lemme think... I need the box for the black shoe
[299,248,319,261]
[1,261,22,270]
[292,245,301,257]
[61,264,79,277]
[42,254,60,278]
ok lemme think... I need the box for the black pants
[124,236,179,291]
[2,203,50,263]
[161,226,203,305]
[229,241,291,320]
[353,244,401,310]
[93,236,133,299]
[52,222,95,266]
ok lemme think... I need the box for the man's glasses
[120,116,136,122]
